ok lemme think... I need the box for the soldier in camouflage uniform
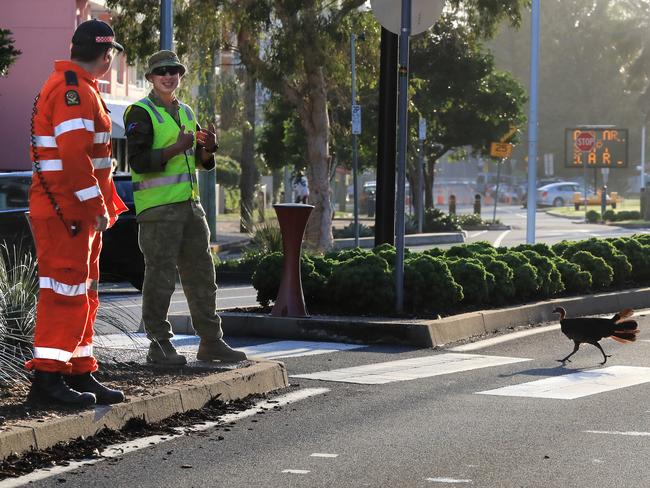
[124,50,247,366]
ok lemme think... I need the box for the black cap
[72,19,124,52]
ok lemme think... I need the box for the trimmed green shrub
[510,243,557,258]
[559,238,631,285]
[554,258,592,294]
[615,210,641,221]
[446,258,492,306]
[632,233,650,246]
[324,247,373,263]
[422,247,445,258]
[332,223,374,239]
[586,210,600,223]
[423,208,461,232]
[371,243,411,268]
[474,254,515,304]
[602,209,616,221]
[325,254,394,313]
[455,213,484,227]
[310,254,336,281]
[568,250,613,290]
[403,254,462,313]
[551,240,574,257]
[608,237,650,285]
[446,241,497,259]
[521,250,564,297]
[495,251,539,300]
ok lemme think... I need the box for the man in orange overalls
[27,19,128,406]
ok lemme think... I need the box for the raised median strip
[333,231,465,249]
[0,360,288,461]
[167,287,650,348]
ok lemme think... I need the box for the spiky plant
[0,244,38,384]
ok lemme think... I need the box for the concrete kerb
[167,287,650,348]
[334,232,465,249]
[0,361,288,461]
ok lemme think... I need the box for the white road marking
[95,335,366,359]
[478,366,650,399]
[282,469,310,474]
[585,430,650,437]
[291,353,529,384]
[426,478,472,484]
[469,231,487,238]
[448,324,560,352]
[0,388,329,488]
[104,295,257,309]
[310,453,338,458]
[493,230,510,247]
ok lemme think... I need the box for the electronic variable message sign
[564,128,628,168]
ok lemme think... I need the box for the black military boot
[146,340,187,366]
[197,338,247,362]
[65,372,125,405]
[29,371,96,407]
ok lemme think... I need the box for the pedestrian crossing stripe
[94,334,366,359]
[477,366,650,399]
[291,353,530,384]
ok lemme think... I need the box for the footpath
[3,282,649,460]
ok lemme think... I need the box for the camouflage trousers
[137,200,222,341]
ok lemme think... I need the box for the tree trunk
[239,72,257,232]
[424,159,436,209]
[298,70,333,250]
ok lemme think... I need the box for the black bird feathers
[553,306,640,365]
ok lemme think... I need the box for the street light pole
[160,0,173,50]
[351,33,360,247]
[641,120,646,192]
[526,0,540,244]
[395,0,411,313]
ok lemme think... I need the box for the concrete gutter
[334,231,465,249]
[0,361,287,460]
[169,287,650,348]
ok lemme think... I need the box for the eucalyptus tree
[0,29,21,77]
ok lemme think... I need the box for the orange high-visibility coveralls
[26,61,127,374]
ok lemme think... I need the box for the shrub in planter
[521,250,564,297]
[608,237,650,285]
[371,243,411,268]
[554,258,592,294]
[560,238,631,286]
[551,240,574,257]
[511,243,556,258]
[423,208,461,232]
[455,213,484,227]
[446,241,497,259]
[602,209,616,221]
[217,250,266,281]
[332,223,374,239]
[495,251,539,300]
[474,254,515,304]
[615,210,641,221]
[446,258,492,306]
[324,247,373,263]
[585,210,601,223]
[310,254,336,281]
[568,250,613,290]
[403,254,462,313]
[632,233,650,246]
[252,253,326,307]
[422,247,445,258]
[325,254,394,314]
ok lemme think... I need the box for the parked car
[0,171,144,291]
[536,181,612,208]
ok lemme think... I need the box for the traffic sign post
[576,130,595,222]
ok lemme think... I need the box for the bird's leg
[558,341,580,363]
[592,342,611,365]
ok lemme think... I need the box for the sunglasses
[151,66,183,76]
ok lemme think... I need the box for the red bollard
[271,203,314,317]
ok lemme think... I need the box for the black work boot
[65,373,125,405]
[196,338,247,362]
[146,340,187,366]
[29,371,96,407]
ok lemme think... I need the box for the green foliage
[521,250,564,297]
[446,258,492,306]
[403,254,463,313]
[586,210,601,223]
[495,251,539,300]
[216,155,241,188]
[568,251,614,290]
[325,247,374,263]
[325,254,394,314]
[423,208,461,232]
[510,243,557,258]
[446,241,497,259]
[608,237,650,285]
[246,219,283,254]
[332,223,374,239]
[554,258,592,294]
[422,247,445,258]
[0,29,21,77]
[559,238,631,286]
[454,214,485,227]
[474,254,515,304]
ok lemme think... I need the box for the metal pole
[526,0,540,244]
[418,138,424,233]
[641,121,646,192]
[160,0,173,50]
[583,151,588,221]
[492,160,502,224]
[351,34,359,247]
[374,28,398,247]
[395,0,411,313]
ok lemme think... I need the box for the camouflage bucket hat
[146,50,186,76]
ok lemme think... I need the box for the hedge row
[238,235,650,316]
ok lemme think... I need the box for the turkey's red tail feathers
[612,309,635,323]
[610,320,640,343]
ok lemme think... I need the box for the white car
[537,181,603,207]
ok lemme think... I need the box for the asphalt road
[19,309,650,488]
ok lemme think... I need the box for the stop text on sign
[564,128,628,168]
